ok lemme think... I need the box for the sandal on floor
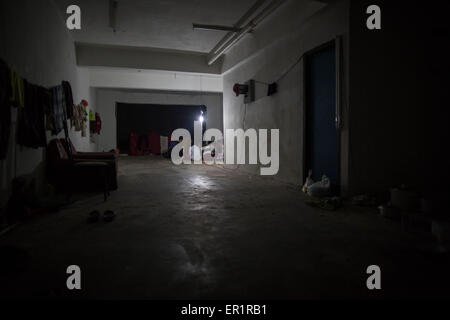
[88,210,100,223]
[103,210,116,222]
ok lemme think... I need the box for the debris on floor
[377,203,400,220]
[379,185,438,236]
[401,210,431,235]
[351,194,378,207]
[305,196,342,211]
[432,219,450,253]
[390,185,421,212]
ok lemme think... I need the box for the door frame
[301,36,343,193]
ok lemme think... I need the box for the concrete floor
[0,156,449,299]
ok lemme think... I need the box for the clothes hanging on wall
[17,81,48,148]
[89,110,102,135]
[0,58,86,160]
[10,69,24,108]
[50,85,67,135]
[1,59,64,157]
[71,101,88,137]
[44,81,76,135]
[71,104,81,131]
[61,80,74,119]
[95,112,102,134]
[0,59,12,159]
[44,101,54,133]
[89,109,96,134]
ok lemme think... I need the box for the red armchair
[60,138,118,190]
[46,139,118,193]
[60,138,118,160]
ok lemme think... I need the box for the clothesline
[0,57,102,166]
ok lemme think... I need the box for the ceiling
[55,0,258,53]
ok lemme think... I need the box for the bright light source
[199,115,204,123]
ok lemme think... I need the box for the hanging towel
[71,104,81,131]
[81,105,88,137]
[89,109,96,133]
[61,81,74,119]
[0,59,12,159]
[50,85,66,135]
[89,109,95,121]
[44,89,56,132]
[95,112,101,134]
[75,102,88,137]
[10,69,24,108]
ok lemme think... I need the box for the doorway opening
[304,41,340,194]
[116,103,206,155]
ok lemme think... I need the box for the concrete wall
[0,0,96,203]
[221,0,349,187]
[222,0,448,196]
[95,89,223,152]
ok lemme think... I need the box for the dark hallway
[1,0,450,311]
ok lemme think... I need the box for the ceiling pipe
[109,0,118,32]
[192,23,241,32]
[208,0,268,58]
[207,0,286,65]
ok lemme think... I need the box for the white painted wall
[221,0,350,188]
[89,67,222,93]
[0,0,96,203]
[95,89,223,152]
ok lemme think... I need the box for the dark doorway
[116,103,206,154]
[305,42,339,190]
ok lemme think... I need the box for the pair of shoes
[88,210,116,223]
[103,210,116,222]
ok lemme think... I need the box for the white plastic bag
[302,170,314,193]
[307,175,331,197]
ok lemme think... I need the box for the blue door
[305,43,339,190]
